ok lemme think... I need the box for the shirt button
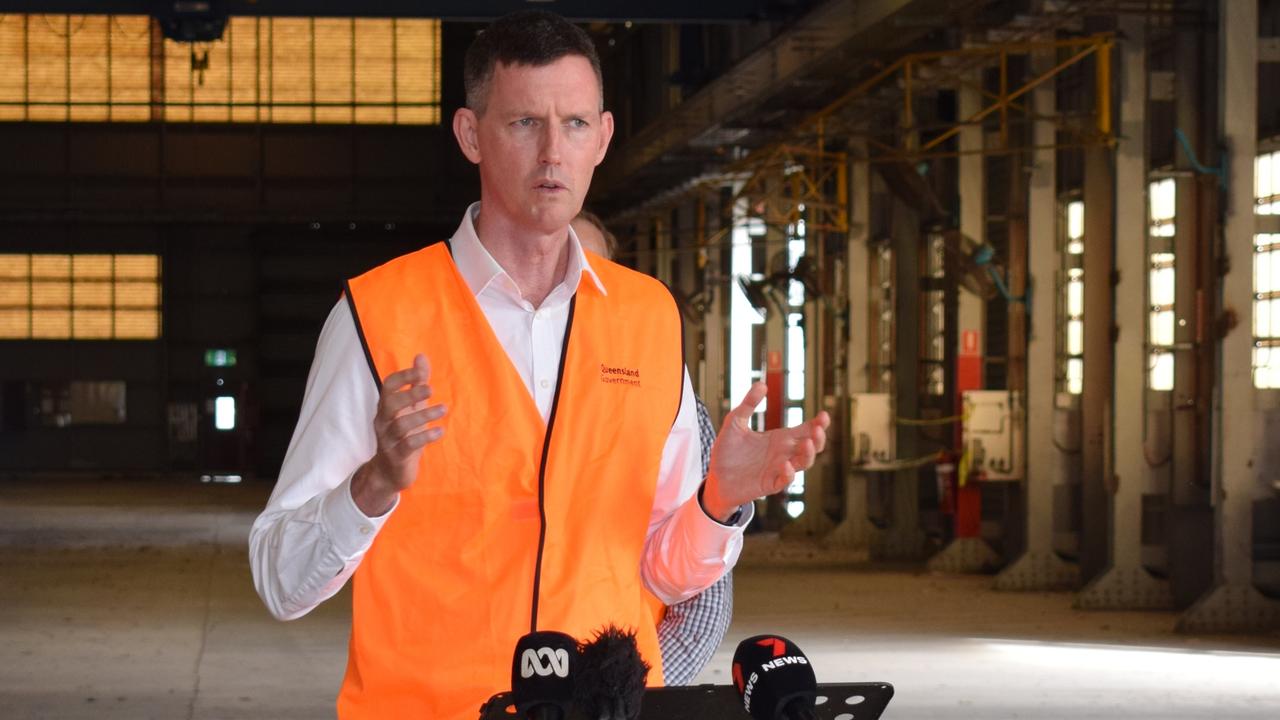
[540,379,550,389]
[360,526,371,535]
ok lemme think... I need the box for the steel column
[929,74,998,573]
[1077,16,1173,610]
[1165,12,1216,610]
[828,137,877,552]
[1179,0,1280,632]
[1079,142,1115,585]
[876,196,927,559]
[997,45,1078,591]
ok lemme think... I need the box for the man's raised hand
[351,353,447,517]
[700,382,830,522]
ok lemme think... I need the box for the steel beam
[996,45,1078,592]
[928,74,998,574]
[827,137,877,552]
[1163,10,1217,611]
[597,0,932,195]
[1077,16,1172,611]
[1178,0,1280,633]
[701,193,729,427]
[875,196,927,560]
[1079,143,1115,586]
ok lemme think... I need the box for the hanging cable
[894,414,963,426]
[1174,128,1227,191]
[851,452,943,472]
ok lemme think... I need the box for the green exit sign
[204,349,237,368]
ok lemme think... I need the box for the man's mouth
[535,180,567,191]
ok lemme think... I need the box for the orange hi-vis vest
[339,242,684,719]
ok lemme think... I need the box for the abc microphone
[511,631,579,720]
[731,635,819,720]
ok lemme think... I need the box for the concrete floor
[2,478,1279,720]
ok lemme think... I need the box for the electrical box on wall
[963,390,1023,481]
[850,393,894,470]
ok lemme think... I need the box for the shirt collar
[449,202,608,300]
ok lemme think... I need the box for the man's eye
[569,118,588,129]
[514,118,535,127]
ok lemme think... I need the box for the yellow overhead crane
[620,33,1115,249]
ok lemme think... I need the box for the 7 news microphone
[732,635,819,720]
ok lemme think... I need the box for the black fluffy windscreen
[573,625,651,720]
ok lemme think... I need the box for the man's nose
[539,124,562,165]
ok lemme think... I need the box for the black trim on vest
[342,280,381,388]
[530,293,577,633]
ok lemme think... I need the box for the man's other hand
[700,382,830,523]
[351,353,447,516]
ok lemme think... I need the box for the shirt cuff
[321,472,398,559]
[697,482,753,528]
[678,491,751,565]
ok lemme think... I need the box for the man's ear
[594,110,615,167]
[453,107,482,165]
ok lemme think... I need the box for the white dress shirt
[249,203,750,621]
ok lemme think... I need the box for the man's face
[454,55,614,236]
[570,218,609,259]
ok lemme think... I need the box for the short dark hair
[574,210,618,260]
[463,10,604,114]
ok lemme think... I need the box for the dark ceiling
[0,1,812,22]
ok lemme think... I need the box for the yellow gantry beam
[622,33,1115,243]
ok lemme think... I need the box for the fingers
[772,460,796,494]
[379,354,434,418]
[381,353,431,394]
[810,413,829,454]
[790,437,816,472]
[726,381,768,429]
[386,404,447,439]
[384,425,444,463]
[380,405,447,458]
[381,382,432,419]
[778,411,830,455]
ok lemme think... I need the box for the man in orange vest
[250,10,829,719]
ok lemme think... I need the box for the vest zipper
[530,294,577,633]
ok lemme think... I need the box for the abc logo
[520,647,570,678]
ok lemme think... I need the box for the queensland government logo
[599,363,641,387]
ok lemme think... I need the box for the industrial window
[921,231,947,397]
[869,241,895,393]
[1258,150,1280,215]
[0,15,441,124]
[1256,150,1280,389]
[34,380,127,427]
[729,201,766,424]
[1061,200,1085,395]
[1257,233,1280,389]
[1148,178,1176,391]
[785,216,807,519]
[0,254,161,339]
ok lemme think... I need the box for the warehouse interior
[2,1,1280,718]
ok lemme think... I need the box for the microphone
[731,635,819,720]
[574,624,650,720]
[511,631,579,720]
